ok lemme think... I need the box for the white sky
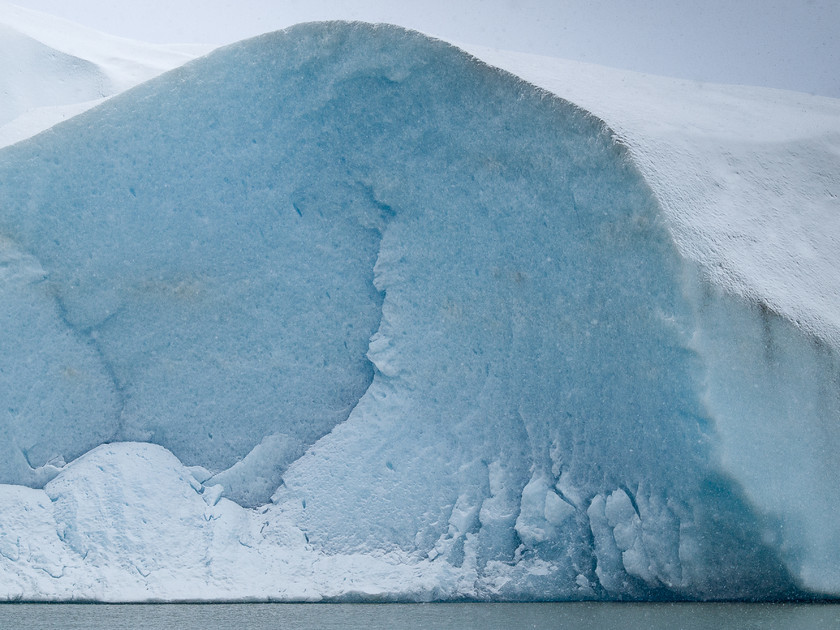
[7,0,840,98]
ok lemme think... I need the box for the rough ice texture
[0,22,838,601]
[461,48,840,595]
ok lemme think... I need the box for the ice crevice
[0,236,122,486]
[50,289,128,443]
[209,177,393,507]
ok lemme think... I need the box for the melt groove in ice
[0,22,837,601]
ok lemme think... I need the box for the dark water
[1,602,837,630]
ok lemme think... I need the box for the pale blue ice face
[0,23,816,599]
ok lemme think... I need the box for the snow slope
[0,2,208,147]
[0,21,838,601]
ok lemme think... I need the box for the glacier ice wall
[0,22,837,600]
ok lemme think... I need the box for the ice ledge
[0,442,469,602]
[0,440,820,602]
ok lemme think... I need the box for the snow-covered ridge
[0,20,838,602]
[462,45,840,349]
[0,1,209,147]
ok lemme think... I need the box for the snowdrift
[0,22,838,601]
[0,2,207,148]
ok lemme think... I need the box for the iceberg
[0,2,208,148]
[0,21,838,601]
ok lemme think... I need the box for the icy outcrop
[0,22,838,601]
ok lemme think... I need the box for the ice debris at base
[0,22,839,601]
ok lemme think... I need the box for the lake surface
[1,602,837,629]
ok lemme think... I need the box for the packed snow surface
[0,1,208,148]
[0,21,838,601]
